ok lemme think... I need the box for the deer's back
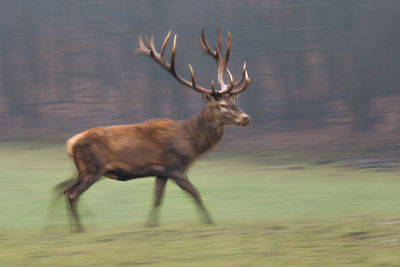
[66,119,194,179]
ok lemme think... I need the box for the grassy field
[1,143,400,266]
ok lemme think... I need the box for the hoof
[206,220,215,225]
[203,217,215,225]
[73,226,85,233]
[145,222,159,228]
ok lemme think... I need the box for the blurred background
[1,0,399,153]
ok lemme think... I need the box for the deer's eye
[219,103,228,109]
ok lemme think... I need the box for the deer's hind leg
[65,147,104,232]
[65,175,101,232]
[51,178,78,206]
[46,178,78,229]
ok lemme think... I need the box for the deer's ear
[202,92,214,103]
[229,93,239,102]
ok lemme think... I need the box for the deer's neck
[183,106,224,156]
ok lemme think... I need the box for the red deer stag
[54,28,250,232]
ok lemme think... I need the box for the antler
[199,28,250,95]
[135,29,250,96]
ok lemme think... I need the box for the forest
[0,0,399,151]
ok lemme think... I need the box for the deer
[53,28,251,232]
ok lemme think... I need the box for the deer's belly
[103,162,166,181]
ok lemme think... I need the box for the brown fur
[55,94,250,232]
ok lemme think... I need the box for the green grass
[1,143,400,266]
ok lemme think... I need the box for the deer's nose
[242,115,251,125]
[238,114,251,126]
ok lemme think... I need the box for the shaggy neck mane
[182,106,224,156]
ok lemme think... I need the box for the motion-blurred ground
[1,143,400,266]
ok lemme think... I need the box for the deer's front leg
[169,173,214,225]
[146,176,168,227]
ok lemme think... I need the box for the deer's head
[201,93,250,126]
[136,28,251,127]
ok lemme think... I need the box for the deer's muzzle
[236,114,251,126]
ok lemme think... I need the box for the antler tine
[233,62,247,87]
[217,28,222,54]
[226,68,234,90]
[225,31,231,65]
[170,34,177,74]
[160,30,172,57]
[188,64,196,87]
[231,64,251,95]
[145,35,151,50]
[200,28,216,57]
[135,35,150,55]
[211,80,217,96]
[150,35,156,55]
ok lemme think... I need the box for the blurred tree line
[0,0,399,149]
